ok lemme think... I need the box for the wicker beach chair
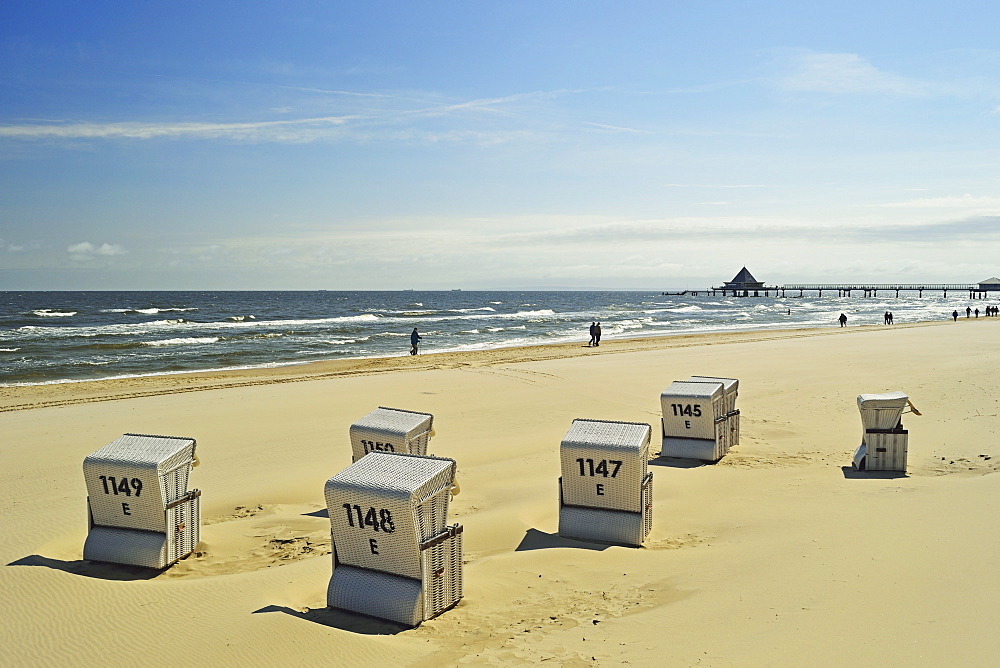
[852,392,912,472]
[325,452,462,626]
[349,407,434,462]
[688,375,741,451]
[83,433,201,569]
[660,380,728,461]
[558,419,653,547]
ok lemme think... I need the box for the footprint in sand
[161,503,331,579]
[914,454,1000,477]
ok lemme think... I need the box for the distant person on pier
[410,327,421,355]
[839,313,847,327]
[588,322,597,346]
[952,310,959,322]
[594,322,602,346]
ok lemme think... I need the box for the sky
[1,1,999,291]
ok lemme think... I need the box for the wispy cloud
[664,183,770,189]
[0,116,354,142]
[882,194,1000,209]
[584,122,650,134]
[0,88,576,145]
[68,242,127,257]
[779,52,925,95]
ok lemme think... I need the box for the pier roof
[724,267,763,287]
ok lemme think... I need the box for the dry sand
[2,317,999,666]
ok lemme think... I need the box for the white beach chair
[349,407,434,462]
[660,380,728,461]
[325,452,462,626]
[852,392,913,472]
[83,433,201,569]
[687,375,741,451]
[558,419,653,547]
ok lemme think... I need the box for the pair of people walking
[588,321,602,346]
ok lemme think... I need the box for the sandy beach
[2,317,999,666]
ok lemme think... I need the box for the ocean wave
[449,307,497,313]
[227,315,256,322]
[143,337,220,347]
[134,307,199,315]
[31,309,77,317]
[0,347,21,352]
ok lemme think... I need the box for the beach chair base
[328,524,463,627]
[83,527,176,569]
[661,436,722,462]
[853,430,908,472]
[558,504,650,548]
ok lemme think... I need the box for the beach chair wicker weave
[83,433,200,569]
[660,380,728,461]
[558,419,652,547]
[349,407,434,462]
[853,392,910,472]
[688,375,741,450]
[325,451,462,626]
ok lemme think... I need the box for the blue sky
[2,1,998,290]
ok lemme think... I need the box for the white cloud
[68,242,127,256]
[882,194,1000,209]
[779,53,924,95]
[0,238,27,252]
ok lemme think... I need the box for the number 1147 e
[575,458,622,478]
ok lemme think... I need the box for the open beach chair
[852,392,918,472]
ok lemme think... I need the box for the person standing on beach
[410,327,421,355]
[952,310,959,322]
[884,311,890,325]
[594,322,602,346]
[839,313,847,327]
[589,322,596,346]
[967,306,972,318]
[888,312,894,325]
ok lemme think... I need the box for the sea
[0,290,988,386]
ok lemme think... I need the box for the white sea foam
[32,309,77,317]
[143,337,220,347]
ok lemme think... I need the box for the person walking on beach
[975,308,980,318]
[884,311,890,325]
[588,322,597,346]
[952,310,959,322]
[410,327,421,355]
[966,306,972,318]
[888,312,894,325]
[594,322,602,346]
[839,313,847,327]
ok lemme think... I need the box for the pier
[707,283,996,299]
[673,268,1000,299]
